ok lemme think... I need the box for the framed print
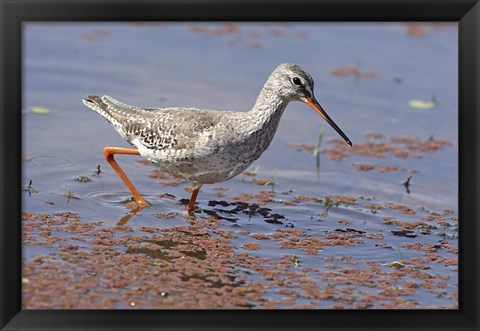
[1,0,479,330]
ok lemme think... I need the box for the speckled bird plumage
[83,64,349,191]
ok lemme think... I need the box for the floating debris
[352,163,375,171]
[21,202,458,309]
[286,142,315,152]
[403,175,413,194]
[231,193,253,201]
[247,41,263,49]
[243,243,261,250]
[136,159,151,165]
[149,169,169,179]
[252,178,271,186]
[335,228,366,234]
[75,176,91,182]
[325,194,356,206]
[265,219,283,225]
[266,27,284,37]
[365,132,383,140]
[63,190,80,203]
[23,179,38,196]
[322,197,334,217]
[352,163,400,173]
[330,60,378,78]
[92,165,101,176]
[325,135,452,161]
[409,98,436,109]
[404,23,456,37]
[391,230,417,238]
[83,28,109,41]
[31,106,50,114]
[386,261,405,269]
[155,212,177,219]
[295,31,308,39]
[158,180,181,187]
[293,256,300,268]
[386,203,415,215]
[159,193,176,199]
[243,165,259,177]
[375,242,393,249]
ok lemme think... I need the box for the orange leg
[187,186,202,215]
[103,147,150,208]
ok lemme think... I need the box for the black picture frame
[1,0,478,330]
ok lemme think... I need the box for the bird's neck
[227,85,288,161]
[247,84,289,130]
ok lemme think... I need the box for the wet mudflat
[22,23,458,309]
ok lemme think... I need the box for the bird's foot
[136,199,150,209]
[125,198,150,212]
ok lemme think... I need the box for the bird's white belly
[133,111,280,185]
[137,141,257,185]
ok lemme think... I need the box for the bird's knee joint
[103,149,114,161]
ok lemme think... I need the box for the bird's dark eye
[292,77,302,86]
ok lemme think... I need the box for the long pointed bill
[305,96,352,147]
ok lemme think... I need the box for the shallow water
[22,22,458,309]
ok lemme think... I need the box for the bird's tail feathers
[82,94,132,127]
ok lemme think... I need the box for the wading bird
[83,64,352,215]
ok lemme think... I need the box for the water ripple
[30,155,75,167]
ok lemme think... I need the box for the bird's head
[270,63,352,147]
